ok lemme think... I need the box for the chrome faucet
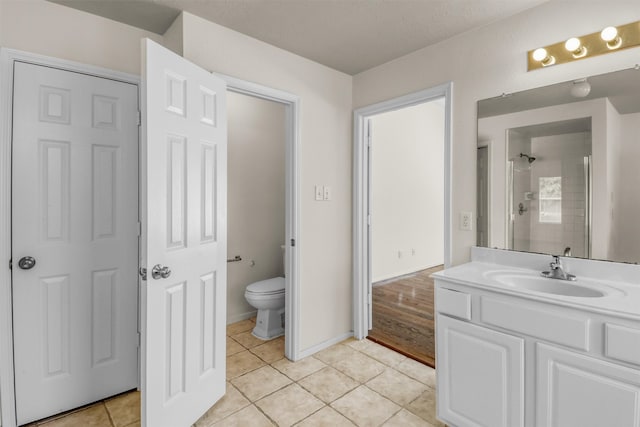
[541,255,577,281]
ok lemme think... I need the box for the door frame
[213,72,301,361]
[0,48,140,427]
[352,83,453,339]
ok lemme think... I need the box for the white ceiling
[49,0,547,75]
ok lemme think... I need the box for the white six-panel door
[12,61,139,424]
[141,39,227,427]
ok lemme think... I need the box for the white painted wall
[610,112,640,264]
[0,0,162,74]
[353,1,640,266]
[178,12,353,352]
[227,92,286,323]
[370,101,444,282]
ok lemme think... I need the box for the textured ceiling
[50,0,548,75]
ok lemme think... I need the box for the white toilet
[244,246,286,340]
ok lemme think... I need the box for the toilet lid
[246,277,285,295]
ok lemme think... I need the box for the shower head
[520,153,536,164]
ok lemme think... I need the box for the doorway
[0,47,302,427]
[365,100,445,366]
[352,84,453,360]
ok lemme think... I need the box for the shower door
[507,129,591,258]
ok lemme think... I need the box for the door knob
[151,264,171,280]
[18,256,36,270]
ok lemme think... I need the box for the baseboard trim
[227,310,257,325]
[297,331,354,360]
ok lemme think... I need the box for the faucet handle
[550,255,561,268]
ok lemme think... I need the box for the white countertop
[433,260,640,321]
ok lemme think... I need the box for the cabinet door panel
[536,343,640,427]
[436,314,524,427]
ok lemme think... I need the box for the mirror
[477,67,640,264]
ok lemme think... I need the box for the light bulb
[565,38,580,51]
[601,26,618,42]
[601,26,622,49]
[564,37,587,58]
[532,48,555,66]
[533,48,548,61]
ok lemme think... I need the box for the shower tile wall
[528,132,591,257]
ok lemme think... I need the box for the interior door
[12,62,139,424]
[141,39,227,427]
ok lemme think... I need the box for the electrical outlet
[315,185,323,201]
[460,211,473,231]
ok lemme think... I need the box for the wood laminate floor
[368,265,443,368]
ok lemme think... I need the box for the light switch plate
[315,185,323,201]
[323,186,331,200]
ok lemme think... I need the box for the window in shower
[539,176,562,223]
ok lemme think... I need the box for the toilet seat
[245,277,285,296]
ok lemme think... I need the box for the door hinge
[137,221,141,236]
[137,111,141,126]
[290,239,296,247]
[8,259,12,270]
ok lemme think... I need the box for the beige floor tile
[357,342,407,367]
[250,337,285,363]
[366,368,428,406]
[104,391,140,427]
[332,351,386,383]
[396,358,436,388]
[344,338,371,352]
[231,365,292,401]
[331,386,400,427]
[227,350,266,379]
[298,366,359,403]
[383,409,435,427]
[227,319,256,336]
[272,356,326,381]
[39,404,112,427]
[212,405,274,427]
[227,336,245,356]
[406,389,445,426]
[194,383,250,426]
[233,331,268,349]
[122,422,141,427]
[295,406,356,427]
[256,383,324,427]
[314,344,360,365]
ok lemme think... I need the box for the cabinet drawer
[436,287,471,320]
[480,297,590,351]
[605,323,640,367]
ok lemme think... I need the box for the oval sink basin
[484,272,607,298]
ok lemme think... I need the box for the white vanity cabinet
[435,279,640,427]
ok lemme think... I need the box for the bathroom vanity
[433,247,640,427]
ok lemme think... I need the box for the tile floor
[28,318,444,427]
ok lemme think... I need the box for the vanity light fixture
[528,20,640,71]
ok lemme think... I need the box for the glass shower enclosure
[507,119,592,258]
